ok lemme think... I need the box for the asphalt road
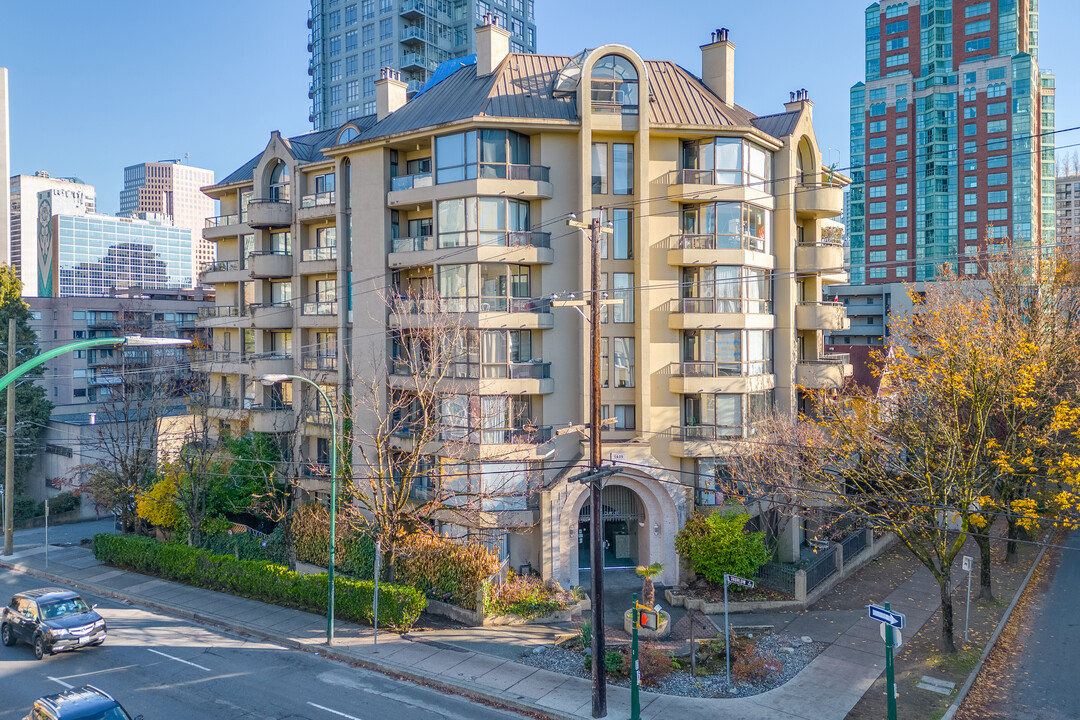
[0,567,524,720]
[1003,531,1080,720]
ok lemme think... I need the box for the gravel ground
[515,632,826,698]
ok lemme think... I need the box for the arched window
[797,139,815,185]
[268,160,290,202]
[338,126,359,144]
[591,54,638,115]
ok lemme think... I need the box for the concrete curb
[0,556,580,720]
[939,539,1051,720]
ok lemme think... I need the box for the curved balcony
[250,404,295,433]
[251,353,294,377]
[389,296,554,331]
[666,362,775,395]
[199,259,247,285]
[249,251,294,278]
[204,214,244,240]
[796,239,845,274]
[665,298,775,331]
[389,232,554,268]
[796,353,853,389]
[665,233,775,270]
[249,302,294,330]
[247,198,293,229]
[657,170,775,207]
[796,302,850,332]
[387,164,553,208]
[795,183,844,220]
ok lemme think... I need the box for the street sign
[724,573,756,589]
[868,604,905,629]
[962,555,973,572]
[880,623,903,648]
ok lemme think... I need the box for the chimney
[475,12,511,77]
[784,88,813,118]
[701,28,735,105]
[375,68,407,121]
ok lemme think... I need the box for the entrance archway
[577,485,643,569]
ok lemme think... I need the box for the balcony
[199,259,246,284]
[297,191,335,222]
[196,305,245,327]
[387,165,553,208]
[249,251,294,278]
[399,0,426,19]
[795,302,850,332]
[251,353,293,377]
[389,231,554,268]
[249,302,294,330]
[665,298,776,331]
[250,403,295,433]
[401,52,435,73]
[190,349,244,373]
[389,296,554,331]
[204,213,243,240]
[192,394,246,421]
[301,352,339,374]
[796,238,845,275]
[666,361,775,395]
[665,233,774,269]
[658,170,774,207]
[795,182,844,220]
[390,360,554,395]
[667,424,741,458]
[400,25,425,44]
[247,198,293,229]
[406,79,423,94]
[796,353,854,390]
[393,423,554,459]
[300,301,338,328]
[299,246,338,274]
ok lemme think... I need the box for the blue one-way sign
[868,604,905,629]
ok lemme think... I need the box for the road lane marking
[307,701,364,720]
[148,648,211,671]
[47,677,74,689]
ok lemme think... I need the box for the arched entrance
[577,485,643,570]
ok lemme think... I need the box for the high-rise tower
[307,0,537,131]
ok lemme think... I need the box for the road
[0,567,524,720]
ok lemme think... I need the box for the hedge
[291,502,376,579]
[93,534,426,631]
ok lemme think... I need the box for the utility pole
[3,318,15,556]
[561,211,615,718]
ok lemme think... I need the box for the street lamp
[2,335,192,556]
[259,373,338,645]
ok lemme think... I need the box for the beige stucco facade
[198,25,850,587]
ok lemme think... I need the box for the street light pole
[260,373,338,645]
[1,335,192,556]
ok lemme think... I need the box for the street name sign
[724,573,756,589]
[868,604,905,629]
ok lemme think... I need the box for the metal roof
[752,111,802,139]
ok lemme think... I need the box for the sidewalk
[1,539,944,720]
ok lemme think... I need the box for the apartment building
[1056,173,1080,249]
[308,0,536,130]
[198,23,850,584]
[847,0,1055,286]
[120,160,217,276]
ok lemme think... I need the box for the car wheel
[0,623,15,647]
[33,634,45,660]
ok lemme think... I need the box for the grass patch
[931,646,982,674]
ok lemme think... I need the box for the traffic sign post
[723,574,755,691]
[962,555,973,642]
[869,602,902,720]
[373,540,381,645]
[630,593,641,720]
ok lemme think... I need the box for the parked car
[1,588,106,660]
[23,685,141,720]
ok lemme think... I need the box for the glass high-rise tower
[308,0,537,130]
[847,0,1055,285]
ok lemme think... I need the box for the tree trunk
[1005,517,1020,565]
[974,532,993,601]
[939,573,956,653]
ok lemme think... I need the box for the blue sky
[2,0,1078,214]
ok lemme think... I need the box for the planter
[623,609,671,639]
[425,598,483,626]
[484,600,585,626]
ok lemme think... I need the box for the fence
[804,546,838,594]
[840,528,868,559]
[755,561,797,596]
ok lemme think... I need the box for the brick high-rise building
[846,0,1055,286]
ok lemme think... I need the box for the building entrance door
[578,485,643,569]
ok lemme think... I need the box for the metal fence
[755,561,797,596]
[840,529,868,560]
[804,546,838,594]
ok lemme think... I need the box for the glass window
[612,272,634,323]
[435,131,477,183]
[590,54,638,114]
[612,338,634,387]
[591,143,607,193]
[613,143,633,195]
[612,209,632,259]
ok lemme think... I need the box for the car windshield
[38,597,91,620]
[77,708,132,720]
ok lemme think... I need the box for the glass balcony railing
[666,232,767,253]
[197,305,243,319]
[302,301,338,316]
[300,191,335,208]
[301,246,338,261]
[391,360,550,380]
[205,214,239,228]
[199,260,240,277]
[390,172,433,191]
[667,360,772,378]
[301,353,338,371]
[392,231,550,253]
[392,296,552,314]
[668,424,742,441]
[668,297,773,314]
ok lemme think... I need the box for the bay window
[436,263,532,312]
[681,266,772,314]
[435,129,532,183]
[681,137,773,190]
[680,202,772,252]
[436,197,531,248]
[681,329,773,375]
